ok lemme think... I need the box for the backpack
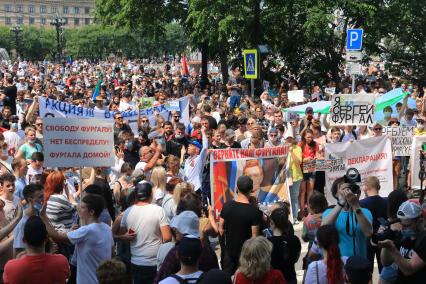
[169,273,204,284]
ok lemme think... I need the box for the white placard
[325,136,393,204]
[382,126,414,156]
[330,94,375,126]
[410,136,426,189]
[288,90,304,103]
[43,118,114,167]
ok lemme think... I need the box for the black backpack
[169,273,204,284]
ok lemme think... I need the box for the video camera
[344,168,361,194]
[371,217,402,246]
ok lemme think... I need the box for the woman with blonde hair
[234,236,287,284]
[150,166,167,205]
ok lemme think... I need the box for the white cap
[397,201,422,220]
[170,211,200,238]
[191,116,201,123]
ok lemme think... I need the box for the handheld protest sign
[330,94,375,126]
[43,118,114,167]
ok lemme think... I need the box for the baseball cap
[170,211,200,238]
[177,237,202,263]
[135,182,152,201]
[305,106,314,114]
[188,140,202,150]
[237,175,253,194]
[397,200,422,220]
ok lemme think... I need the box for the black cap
[237,175,253,194]
[178,237,202,262]
[198,269,232,284]
[135,182,152,201]
[344,256,372,283]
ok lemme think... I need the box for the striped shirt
[46,193,76,232]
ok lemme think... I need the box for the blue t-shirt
[322,207,372,258]
[18,143,43,160]
[14,178,26,201]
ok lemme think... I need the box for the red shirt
[3,254,70,284]
[234,269,287,284]
[298,141,318,159]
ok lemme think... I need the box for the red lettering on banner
[211,146,289,161]
[347,152,388,166]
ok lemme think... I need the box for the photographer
[379,201,426,283]
[321,175,373,258]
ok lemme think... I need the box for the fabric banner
[43,118,114,167]
[330,94,375,126]
[284,88,406,117]
[382,126,414,156]
[324,136,393,204]
[410,136,426,189]
[210,146,290,217]
[38,96,190,135]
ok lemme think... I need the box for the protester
[234,236,287,284]
[15,127,42,161]
[96,258,127,284]
[41,194,114,284]
[321,177,373,257]
[115,182,171,283]
[3,216,70,284]
[344,256,373,284]
[305,225,347,284]
[219,176,261,275]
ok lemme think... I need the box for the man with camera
[322,172,373,258]
[379,201,426,283]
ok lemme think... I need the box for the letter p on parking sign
[346,29,363,51]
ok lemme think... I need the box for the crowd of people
[0,58,425,284]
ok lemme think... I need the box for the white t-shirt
[67,222,113,284]
[135,161,152,180]
[3,131,23,150]
[0,195,20,222]
[305,257,348,284]
[120,204,169,266]
[25,165,43,184]
[159,271,203,284]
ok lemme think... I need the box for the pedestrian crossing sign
[243,49,258,79]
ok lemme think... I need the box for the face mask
[125,175,132,181]
[2,150,8,157]
[33,202,42,211]
[384,112,392,118]
[28,138,36,144]
[64,171,74,178]
[417,123,424,130]
[401,228,416,239]
[125,140,133,151]
[408,86,414,91]
[175,134,183,139]
[11,122,18,129]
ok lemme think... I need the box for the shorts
[303,172,315,181]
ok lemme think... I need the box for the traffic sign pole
[251,79,254,97]
[352,75,356,94]
[346,29,363,94]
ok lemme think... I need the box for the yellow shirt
[289,144,303,182]
[414,128,426,136]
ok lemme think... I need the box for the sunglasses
[35,123,43,126]
[142,119,149,122]
[115,117,123,120]
[373,127,383,131]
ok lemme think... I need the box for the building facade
[0,0,95,28]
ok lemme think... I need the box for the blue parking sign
[243,49,258,79]
[346,29,363,50]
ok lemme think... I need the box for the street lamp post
[50,16,66,62]
[10,25,23,58]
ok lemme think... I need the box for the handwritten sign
[382,126,414,156]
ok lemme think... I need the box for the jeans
[229,95,241,110]
[131,264,157,284]
[290,180,301,221]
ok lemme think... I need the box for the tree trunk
[219,50,229,84]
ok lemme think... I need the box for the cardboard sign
[330,94,375,126]
[288,90,304,103]
[382,126,414,156]
[43,118,114,167]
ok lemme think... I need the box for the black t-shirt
[395,233,426,284]
[220,200,261,257]
[2,85,17,115]
[220,141,241,149]
[360,195,388,232]
[269,234,301,282]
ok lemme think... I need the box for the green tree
[20,27,56,60]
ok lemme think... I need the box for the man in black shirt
[1,76,17,115]
[379,201,426,284]
[219,176,261,275]
[360,176,387,272]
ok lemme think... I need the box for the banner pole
[79,166,83,199]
